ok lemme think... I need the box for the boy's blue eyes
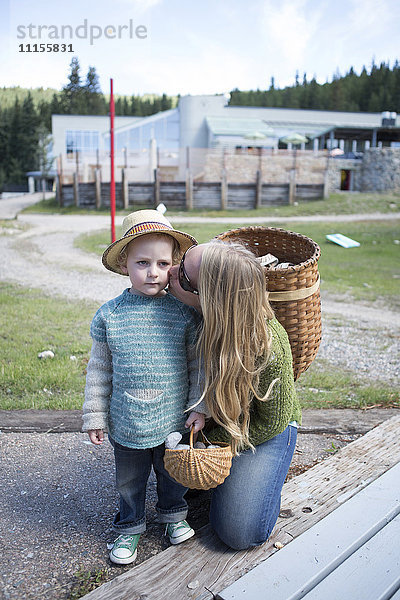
[136,260,170,266]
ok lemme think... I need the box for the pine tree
[0,106,10,188]
[61,57,84,113]
[114,98,123,115]
[161,93,171,111]
[83,66,107,114]
[36,125,54,198]
[20,94,39,171]
[122,97,130,115]
[8,99,24,175]
[130,95,142,115]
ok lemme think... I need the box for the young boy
[82,210,206,565]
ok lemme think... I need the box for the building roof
[206,109,400,145]
[206,115,332,142]
[110,108,178,135]
[206,116,274,137]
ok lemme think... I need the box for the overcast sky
[1,0,399,97]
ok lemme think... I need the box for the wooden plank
[296,184,324,201]
[128,183,154,206]
[227,184,256,210]
[221,175,227,210]
[261,183,289,206]
[302,514,400,600]
[82,415,400,600]
[193,182,223,210]
[255,170,262,209]
[218,463,400,599]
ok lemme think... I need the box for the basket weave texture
[164,429,233,490]
[217,226,322,380]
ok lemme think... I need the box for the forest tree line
[229,61,400,113]
[1,57,399,187]
[0,57,175,187]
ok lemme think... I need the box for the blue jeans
[210,425,297,550]
[110,437,188,534]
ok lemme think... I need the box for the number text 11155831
[18,43,74,52]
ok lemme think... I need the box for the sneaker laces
[165,521,186,535]
[113,535,135,549]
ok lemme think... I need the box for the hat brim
[102,229,197,275]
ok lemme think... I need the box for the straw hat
[102,210,197,275]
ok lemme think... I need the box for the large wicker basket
[164,429,233,490]
[217,226,321,380]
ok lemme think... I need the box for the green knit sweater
[205,317,301,448]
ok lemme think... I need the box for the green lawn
[0,280,397,411]
[0,283,96,410]
[296,359,398,410]
[22,191,400,218]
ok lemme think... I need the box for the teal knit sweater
[205,318,301,448]
[82,289,204,449]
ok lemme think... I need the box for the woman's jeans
[210,425,297,550]
[110,438,188,535]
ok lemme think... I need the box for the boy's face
[121,234,174,297]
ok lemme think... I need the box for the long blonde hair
[197,240,275,453]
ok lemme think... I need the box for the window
[65,130,99,155]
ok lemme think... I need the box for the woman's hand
[88,429,104,445]
[185,411,205,433]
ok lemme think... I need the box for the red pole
[110,78,116,242]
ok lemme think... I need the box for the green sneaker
[109,534,140,565]
[165,520,195,545]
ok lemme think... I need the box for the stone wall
[203,151,327,184]
[326,158,362,193]
[360,148,400,192]
[203,148,400,193]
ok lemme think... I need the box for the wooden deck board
[217,463,400,599]
[82,415,400,600]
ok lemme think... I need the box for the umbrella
[330,148,344,156]
[280,132,308,146]
[244,131,267,140]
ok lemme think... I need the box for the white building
[51,95,400,183]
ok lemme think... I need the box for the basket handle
[189,427,195,449]
[189,427,212,448]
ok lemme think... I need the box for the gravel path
[0,428,371,600]
[0,200,399,599]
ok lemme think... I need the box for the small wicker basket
[216,226,322,380]
[164,429,233,490]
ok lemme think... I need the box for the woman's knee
[210,494,281,550]
[210,512,269,550]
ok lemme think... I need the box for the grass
[0,282,96,410]
[76,219,400,310]
[296,358,398,410]
[1,280,398,413]
[21,191,400,218]
[69,568,109,600]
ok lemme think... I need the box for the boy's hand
[88,429,104,445]
[185,411,205,433]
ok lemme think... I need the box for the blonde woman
[169,240,301,550]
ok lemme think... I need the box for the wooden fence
[57,175,324,211]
